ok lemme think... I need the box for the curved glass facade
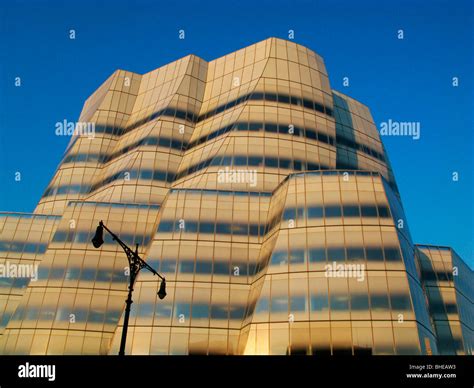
[0,38,471,355]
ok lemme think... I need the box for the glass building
[0,38,472,355]
[416,245,473,355]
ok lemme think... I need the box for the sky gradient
[0,0,472,266]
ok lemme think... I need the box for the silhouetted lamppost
[91,220,166,355]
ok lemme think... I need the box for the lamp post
[91,220,166,355]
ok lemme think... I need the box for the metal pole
[118,273,134,356]
[118,244,138,356]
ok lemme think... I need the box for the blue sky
[0,0,472,266]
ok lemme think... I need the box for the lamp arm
[98,221,165,280]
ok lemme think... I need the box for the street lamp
[91,220,166,355]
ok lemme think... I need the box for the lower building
[416,245,473,355]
